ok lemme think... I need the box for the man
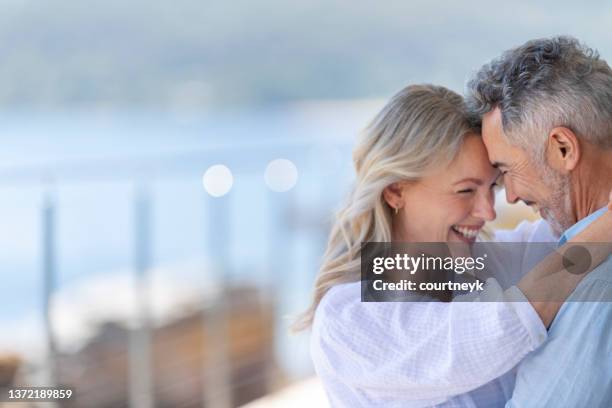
[466,36,612,407]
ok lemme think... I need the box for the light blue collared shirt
[507,206,612,407]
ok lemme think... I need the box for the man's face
[481,108,573,235]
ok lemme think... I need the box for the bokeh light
[264,159,298,192]
[202,164,233,197]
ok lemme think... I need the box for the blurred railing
[0,139,347,407]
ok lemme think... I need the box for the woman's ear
[382,182,404,210]
[546,127,580,173]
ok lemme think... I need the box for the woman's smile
[450,224,483,243]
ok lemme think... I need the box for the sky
[0,0,610,109]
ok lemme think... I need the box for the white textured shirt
[311,220,556,407]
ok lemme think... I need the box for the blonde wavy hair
[293,84,481,331]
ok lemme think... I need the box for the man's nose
[473,190,497,222]
[504,179,520,204]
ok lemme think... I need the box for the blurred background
[0,1,609,407]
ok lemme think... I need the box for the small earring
[394,207,399,215]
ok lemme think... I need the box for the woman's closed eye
[457,179,501,195]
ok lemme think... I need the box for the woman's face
[385,134,500,243]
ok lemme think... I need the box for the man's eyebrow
[452,177,483,186]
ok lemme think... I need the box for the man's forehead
[482,108,503,136]
[480,108,509,166]
[482,108,510,152]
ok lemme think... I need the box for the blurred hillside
[1,0,611,110]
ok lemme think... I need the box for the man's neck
[571,148,612,222]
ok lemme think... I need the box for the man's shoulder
[591,254,612,278]
[508,258,612,407]
[541,257,612,344]
[550,257,612,325]
[570,255,612,295]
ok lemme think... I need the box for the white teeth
[453,226,480,239]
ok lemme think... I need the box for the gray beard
[539,165,574,236]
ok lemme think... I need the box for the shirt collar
[559,206,608,245]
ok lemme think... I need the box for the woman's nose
[473,190,496,222]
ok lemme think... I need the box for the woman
[295,84,612,407]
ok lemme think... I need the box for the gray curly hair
[466,36,612,157]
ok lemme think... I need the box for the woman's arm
[312,283,545,403]
[517,209,612,327]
